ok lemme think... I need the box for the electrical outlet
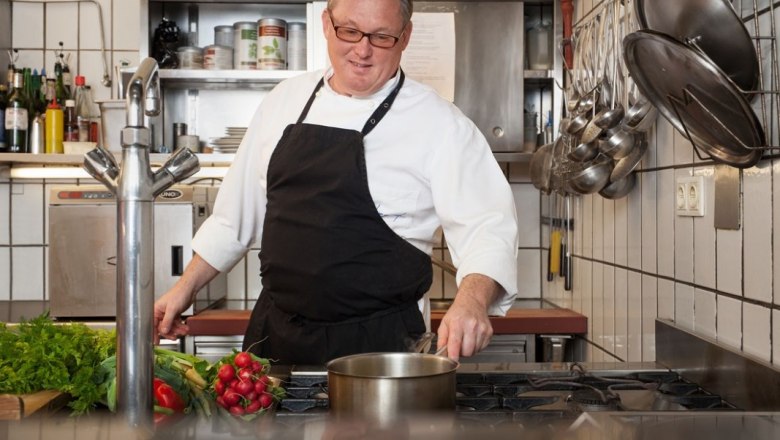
[676,176,705,217]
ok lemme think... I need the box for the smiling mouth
[350,60,372,69]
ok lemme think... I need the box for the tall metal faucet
[83,57,200,431]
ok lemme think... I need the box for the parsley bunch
[0,313,116,414]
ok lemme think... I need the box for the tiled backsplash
[10,0,141,103]
[542,0,780,366]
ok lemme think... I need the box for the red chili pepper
[153,379,186,413]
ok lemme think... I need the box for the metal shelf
[0,153,235,167]
[0,152,527,169]
[118,69,307,90]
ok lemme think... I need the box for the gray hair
[327,0,413,25]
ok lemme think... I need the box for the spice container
[64,99,79,142]
[177,46,204,69]
[287,22,307,71]
[257,18,287,70]
[204,45,233,70]
[233,21,258,70]
[214,25,234,48]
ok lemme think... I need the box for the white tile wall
[743,303,771,363]
[743,165,773,303]
[641,275,657,361]
[11,247,44,300]
[693,289,716,339]
[717,295,742,351]
[10,182,44,245]
[693,168,716,289]
[0,184,9,245]
[613,268,627,360]
[0,248,9,301]
[11,2,44,49]
[675,283,694,331]
[627,271,642,362]
[717,229,743,296]
[613,197,627,266]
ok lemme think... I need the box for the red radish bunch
[211,351,280,418]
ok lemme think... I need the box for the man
[154,0,519,364]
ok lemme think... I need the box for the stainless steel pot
[327,352,458,424]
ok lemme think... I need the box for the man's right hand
[154,287,194,344]
[153,253,221,344]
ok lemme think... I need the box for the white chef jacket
[193,68,519,320]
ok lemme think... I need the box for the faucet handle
[152,147,201,196]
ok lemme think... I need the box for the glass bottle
[63,99,78,142]
[54,59,70,104]
[74,76,94,142]
[4,72,29,153]
[0,85,7,151]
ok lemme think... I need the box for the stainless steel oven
[48,185,226,318]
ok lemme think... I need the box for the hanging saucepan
[530,140,556,194]
[327,352,458,425]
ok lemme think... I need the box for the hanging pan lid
[635,0,759,93]
[623,30,764,168]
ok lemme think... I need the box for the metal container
[204,44,233,70]
[233,21,257,70]
[97,100,126,151]
[327,352,457,424]
[214,25,234,48]
[287,22,307,71]
[177,46,203,69]
[257,18,287,70]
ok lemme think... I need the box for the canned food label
[258,26,287,70]
[235,29,258,69]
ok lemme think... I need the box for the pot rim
[326,352,459,379]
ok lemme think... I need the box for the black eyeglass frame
[327,10,406,49]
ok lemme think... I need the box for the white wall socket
[676,176,705,217]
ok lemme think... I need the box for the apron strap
[295,71,407,133]
[361,70,405,136]
[296,78,325,124]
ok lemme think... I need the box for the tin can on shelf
[257,18,287,70]
[204,45,233,70]
[287,22,307,71]
[233,21,258,70]
[214,25,234,48]
[177,46,203,69]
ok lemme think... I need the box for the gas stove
[275,362,736,416]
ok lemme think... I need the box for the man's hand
[154,287,194,344]
[153,254,220,344]
[436,274,501,361]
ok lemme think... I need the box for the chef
[154,0,519,364]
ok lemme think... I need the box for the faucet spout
[126,58,160,127]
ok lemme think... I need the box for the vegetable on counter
[210,350,285,421]
[0,313,116,415]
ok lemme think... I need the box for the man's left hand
[437,274,501,361]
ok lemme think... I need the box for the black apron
[243,71,433,365]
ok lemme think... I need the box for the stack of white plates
[210,127,247,153]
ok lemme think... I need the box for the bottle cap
[65,99,76,107]
[75,75,85,86]
[47,98,61,109]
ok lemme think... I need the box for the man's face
[321,0,412,97]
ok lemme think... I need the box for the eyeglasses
[327,10,404,49]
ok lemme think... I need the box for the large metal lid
[635,0,759,93]
[623,30,764,168]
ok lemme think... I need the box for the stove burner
[569,389,621,411]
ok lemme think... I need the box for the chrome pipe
[82,57,198,432]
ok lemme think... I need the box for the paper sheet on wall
[401,13,456,102]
